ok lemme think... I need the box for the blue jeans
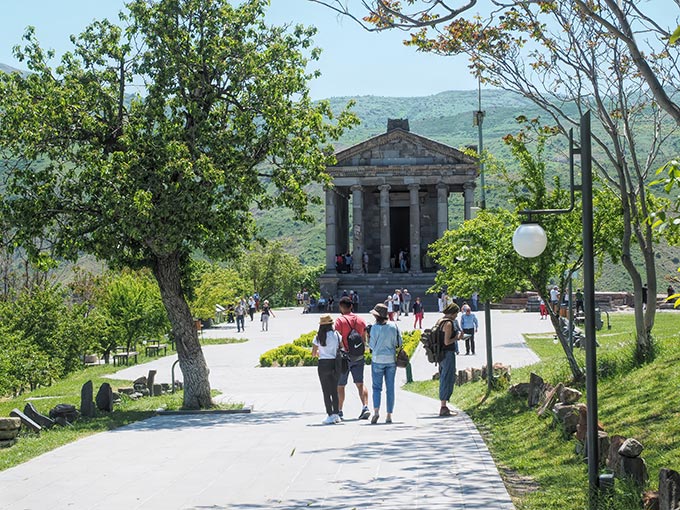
[439,350,457,402]
[371,362,396,413]
[236,315,245,331]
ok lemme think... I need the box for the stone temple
[319,119,478,310]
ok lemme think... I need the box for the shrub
[260,342,315,367]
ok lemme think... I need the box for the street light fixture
[512,112,600,509]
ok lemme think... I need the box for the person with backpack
[334,296,371,420]
[366,302,402,424]
[438,302,462,417]
[311,314,342,425]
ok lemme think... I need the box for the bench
[145,341,168,357]
[112,351,138,366]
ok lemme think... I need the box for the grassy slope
[0,336,245,471]
[405,311,680,510]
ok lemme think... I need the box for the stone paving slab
[0,307,554,510]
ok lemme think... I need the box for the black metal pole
[581,111,599,507]
[476,79,493,392]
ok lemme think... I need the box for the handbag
[395,347,409,368]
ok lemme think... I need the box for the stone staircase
[333,272,439,313]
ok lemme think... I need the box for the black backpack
[343,317,365,361]
[420,318,451,364]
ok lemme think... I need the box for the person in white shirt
[312,315,342,424]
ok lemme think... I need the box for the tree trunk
[548,309,585,383]
[152,251,213,409]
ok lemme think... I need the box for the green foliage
[401,329,421,357]
[429,208,523,300]
[293,331,316,348]
[259,342,316,367]
[190,264,249,320]
[91,269,169,356]
[238,241,315,306]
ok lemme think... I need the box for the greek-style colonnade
[319,119,479,303]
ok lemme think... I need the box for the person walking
[460,304,478,355]
[539,298,548,320]
[402,288,411,316]
[248,296,256,321]
[438,303,462,417]
[311,314,342,425]
[386,295,395,322]
[575,289,584,315]
[261,299,275,331]
[334,296,371,421]
[235,298,246,333]
[412,297,424,329]
[471,291,479,311]
[368,303,402,424]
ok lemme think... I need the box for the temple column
[379,184,391,272]
[408,183,422,273]
[325,187,337,272]
[464,182,475,220]
[351,184,364,273]
[437,183,449,237]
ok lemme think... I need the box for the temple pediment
[332,128,476,169]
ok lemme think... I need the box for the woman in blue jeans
[368,303,402,424]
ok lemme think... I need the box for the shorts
[337,358,365,386]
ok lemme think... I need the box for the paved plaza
[0,307,554,510]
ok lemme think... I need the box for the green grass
[0,336,245,472]
[405,311,680,510]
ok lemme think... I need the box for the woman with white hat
[368,303,402,424]
[312,314,342,424]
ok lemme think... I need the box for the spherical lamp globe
[513,223,548,258]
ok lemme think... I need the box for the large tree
[312,0,678,361]
[0,0,356,408]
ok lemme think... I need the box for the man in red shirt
[334,296,370,420]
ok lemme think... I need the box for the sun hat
[370,303,389,320]
[443,302,460,315]
[319,314,333,326]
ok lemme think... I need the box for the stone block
[607,435,627,471]
[147,370,157,393]
[0,417,21,431]
[23,403,55,430]
[96,382,114,412]
[559,386,582,404]
[456,370,468,386]
[618,456,648,487]
[0,429,19,440]
[471,368,482,382]
[152,383,163,397]
[537,382,563,418]
[619,438,644,458]
[659,468,680,510]
[0,439,17,448]
[10,409,41,433]
[81,380,95,418]
[528,372,545,408]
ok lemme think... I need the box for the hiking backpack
[420,318,451,364]
[343,317,365,361]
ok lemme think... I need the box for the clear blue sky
[0,0,477,99]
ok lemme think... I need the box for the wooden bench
[112,351,138,366]
[145,341,168,357]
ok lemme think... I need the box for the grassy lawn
[405,311,680,510]
[0,336,246,472]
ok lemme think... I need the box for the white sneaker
[322,415,337,425]
[332,414,341,423]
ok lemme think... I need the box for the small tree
[190,265,249,321]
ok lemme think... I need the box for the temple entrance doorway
[390,206,410,271]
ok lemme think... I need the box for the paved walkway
[0,308,554,510]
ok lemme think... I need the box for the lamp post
[473,78,494,393]
[512,112,599,508]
